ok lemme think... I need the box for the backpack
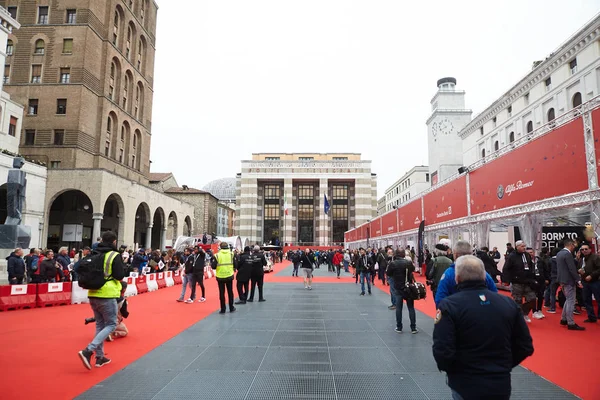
[78,251,119,290]
[30,255,40,272]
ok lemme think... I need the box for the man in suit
[556,239,585,331]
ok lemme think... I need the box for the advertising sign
[469,118,588,215]
[592,108,600,180]
[423,176,468,225]
[381,210,398,236]
[370,218,382,238]
[397,199,423,232]
[10,284,28,295]
[48,283,64,293]
[62,224,83,242]
[515,226,585,252]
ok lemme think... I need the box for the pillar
[283,178,293,245]
[92,213,103,242]
[161,227,167,251]
[318,178,329,246]
[145,224,153,250]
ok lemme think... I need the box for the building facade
[0,6,22,154]
[383,165,430,212]
[217,203,234,237]
[236,153,377,246]
[1,0,196,251]
[377,195,385,215]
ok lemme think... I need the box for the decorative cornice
[459,15,600,139]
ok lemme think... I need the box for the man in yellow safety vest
[211,242,236,314]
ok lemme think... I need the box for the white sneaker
[185,299,193,304]
[198,297,206,303]
[308,286,312,290]
[524,315,532,323]
[532,311,543,320]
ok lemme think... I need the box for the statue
[5,157,26,225]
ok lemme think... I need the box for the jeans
[360,271,371,294]
[388,277,397,306]
[583,280,600,320]
[561,284,576,325]
[190,274,205,300]
[217,277,234,311]
[178,273,191,300]
[544,280,559,310]
[336,265,341,277]
[343,261,349,273]
[395,290,416,331]
[86,297,118,358]
[293,263,299,276]
[535,281,546,312]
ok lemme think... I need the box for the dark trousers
[583,280,600,320]
[237,280,249,302]
[378,268,386,284]
[336,264,341,277]
[544,280,559,309]
[249,273,264,301]
[190,274,205,300]
[293,263,299,276]
[535,282,546,312]
[395,290,416,331]
[9,276,24,284]
[217,278,234,311]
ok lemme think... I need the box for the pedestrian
[357,247,372,296]
[300,248,314,290]
[235,246,252,304]
[333,250,344,279]
[544,248,560,313]
[577,243,600,323]
[503,241,538,323]
[211,242,236,314]
[435,241,498,307]
[248,245,267,301]
[387,249,418,334]
[384,248,396,309]
[432,255,534,400]
[185,246,206,303]
[176,248,193,302]
[377,248,387,284]
[40,250,64,283]
[426,244,452,299]
[78,231,125,369]
[527,247,550,320]
[6,247,25,285]
[556,239,585,330]
[343,250,351,273]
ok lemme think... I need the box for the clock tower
[426,77,472,185]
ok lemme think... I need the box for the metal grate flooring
[77,282,579,400]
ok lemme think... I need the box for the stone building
[1,0,195,250]
[236,153,377,246]
[164,186,219,237]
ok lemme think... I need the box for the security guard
[211,242,236,314]
[235,246,253,304]
[247,245,267,302]
[432,255,534,400]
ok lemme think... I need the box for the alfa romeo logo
[497,185,505,200]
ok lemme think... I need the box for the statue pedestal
[0,225,31,249]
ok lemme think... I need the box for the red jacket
[333,252,344,266]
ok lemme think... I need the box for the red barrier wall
[397,199,423,232]
[0,284,37,311]
[423,175,468,225]
[36,282,72,307]
[284,245,344,253]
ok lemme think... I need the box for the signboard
[370,218,382,238]
[48,282,64,293]
[397,199,423,232]
[62,224,83,242]
[469,118,588,215]
[515,226,585,252]
[381,210,398,235]
[592,108,600,180]
[10,284,28,295]
[423,176,468,225]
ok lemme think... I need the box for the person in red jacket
[333,250,344,279]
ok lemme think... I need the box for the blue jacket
[433,281,534,399]
[435,264,498,307]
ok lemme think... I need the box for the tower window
[54,129,65,145]
[62,39,73,54]
[569,59,577,75]
[6,40,13,56]
[38,6,49,24]
[28,99,39,115]
[66,9,77,24]
[60,68,71,83]
[545,77,552,91]
[56,99,67,115]
[34,39,45,55]
[25,130,36,145]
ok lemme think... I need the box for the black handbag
[405,269,427,301]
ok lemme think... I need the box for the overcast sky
[150,0,600,198]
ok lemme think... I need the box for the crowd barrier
[147,274,159,292]
[0,284,37,311]
[165,271,175,287]
[173,271,182,285]
[36,282,72,308]
[156,272,167,289]
[125,276,138,297]
[136,275,149,294]
[71,281,89,305]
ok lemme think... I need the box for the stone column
[92,213,103,242]
[318,178,329,246]
[145,224,153,250]
[283,178,293,245]
[161,227,167,251]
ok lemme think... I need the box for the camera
[84,317,96,325]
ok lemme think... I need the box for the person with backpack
[77,231,125,370]
[29,249,43,284]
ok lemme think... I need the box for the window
[34,39,45,55]
[121,126,125,141]
[25,130,35,145]
[62,39,73,54]
[524,92,530,106]
[50,161,61,169]
[53,129,65,145]
[113,11,119,45]
[123,75,129,108]
[7,6,17,19]
[131,155,136,168]
[56,99,67,114]
[66,9,76,24]
[133,133,137,148]
[107,117,112,135]
[332,157,348,160]
[6,40,13,56]
[8,116,17,136]
[507,105,512,117]
[60,68,70,83]
[569,58,577,75]
[425,173,429,182]
[38,6,49,24]
[28,99,38,115]
[137,39,143,69]
[547,108,555,122]
[526,120,533,133]
[545,77,552,91]
[3,65,9,84]
[135,85,140,118]
[494,140,499,151]
[509,131,515,143]
[265,157,280,160]
[105,141,110,156]
[140,0,146,22]
[492,117,497,127]
[31,65,42,83]
[299,157,314,160]
[126,26,132,59]
[572,92,582,108]
[480,126,484,135]
[119,148,124,163]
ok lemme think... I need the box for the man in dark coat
[433,255,534,400]
[247,246,266,302]
[7,248,25,284]
[235,246,253,304]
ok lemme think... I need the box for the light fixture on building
[457,166,469,174]
[83,204,90,211]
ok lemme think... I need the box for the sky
[150,0,600,198]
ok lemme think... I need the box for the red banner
[423,176,468,225]
[469,118,588,215]
[381,210,398,236]
[370,218,382,238]
[592,108,600,180]
[397,199,423,232]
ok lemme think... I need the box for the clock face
[439,117,455,135]
[431,122,439,137]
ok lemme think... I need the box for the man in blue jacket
[433,255,534,400]
[435,240,498,307]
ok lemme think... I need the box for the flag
[284,193,289,216]
[324,194,330,215]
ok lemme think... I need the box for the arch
[103,193,125,244]
[509,131,515,143]
[126,21,137,60]
[137,35,147,74]
[113,5,125,49]
[123,70,134,113]
[0,183,7,224]
[34,39,45,55]
[135,81,144,121]
[526,121,533,133]
[572,92,582,108]
[47,190,94,251]
[184,215,192,236]
[109,57,122,102]
[134,202,151,248]
[547,108,555,122]
[132,129,142,170]
[107,111,118,159]
[494,140,499,151]
[121,121,131,164]
[167,211,178,247]
[151,207,165,250]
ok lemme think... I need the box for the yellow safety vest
[88,251,121,299]
[215,249,234,279]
